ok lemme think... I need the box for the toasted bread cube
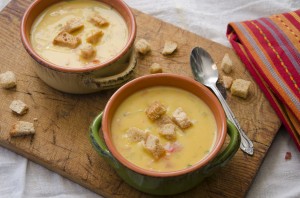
[127,127,149,142]
[64,18,84,33]
[0,71,16,89]
[221,53,233,74]
[156,114,174,126]
[162,40,177,55]
[10,121,35,137]
[86,30,103,44]
[172,107,192,129]
[53,31,81,49]
[9,100,28,115]
[135,39,151,55]
[80,44,96,59]
[150,63,163,74]
[223,75,233,89]
[159,123,177,140]
[146,101,166,120]
[143,134,166,159]
[89,14,109,27]
[231,79,251,99]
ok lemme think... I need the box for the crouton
[172,107,192,129]
[143,134,166,159]
[0,71,16,89]
[9,100,28,115]
[135,39,151,55]
[10,121,35,137]
[64,18,84,33]
[127,127,149,142]
[162,40,177,55]
[146,101,166,120]
[80,44,96,59]
[53,31,81,49]
[86,30,103,44]
[159,123,177,140]
[222,75,233,89]
[230,79,251,99]
[155,114,174,126]
[150,63,163,74]
[89,14,109,27]
[221,53,233,74]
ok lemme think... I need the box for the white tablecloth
[1,0,299,197]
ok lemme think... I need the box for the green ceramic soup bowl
[89,74,240,195]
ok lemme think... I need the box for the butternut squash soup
[30,0,128,68]
[111,86,217,172]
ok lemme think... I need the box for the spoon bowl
[190,47,218,86]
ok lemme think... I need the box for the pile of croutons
[53,14,109,60]
[126,101,192,160]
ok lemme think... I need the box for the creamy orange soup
[111,86,217,172]
[30,0,128,67]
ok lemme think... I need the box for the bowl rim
[102,73,227,177]
[20,0,136,73]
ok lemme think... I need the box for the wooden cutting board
[0,0,281,197]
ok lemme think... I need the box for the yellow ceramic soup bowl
[90,73,241,195]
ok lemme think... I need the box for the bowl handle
[205,120,241,173]
[82,50,137,90]
[89,112,119,169]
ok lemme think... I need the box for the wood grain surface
[0,0,281,197]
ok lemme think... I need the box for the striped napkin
[226,10,300,150]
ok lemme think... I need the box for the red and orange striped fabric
[227,10,300,150]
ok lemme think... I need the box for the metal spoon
[190,47,254,155]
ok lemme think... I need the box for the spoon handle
[210,85,254,155]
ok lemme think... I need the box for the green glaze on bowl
[89,112,240,195]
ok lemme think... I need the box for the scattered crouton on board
[10,121,35,137]
[231,79,251,99]
[0,71,17,89]
[150,63,163,74]
[135,39,151,55]
[222,75,233,89]
[221,53,233,74]
[162,41,177,55]
[9,100,28,115]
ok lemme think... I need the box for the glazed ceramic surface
[21,0,137,94]
[90,74,241,195]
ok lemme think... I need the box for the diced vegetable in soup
[111,86,217,172]
[30,0,128,67]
